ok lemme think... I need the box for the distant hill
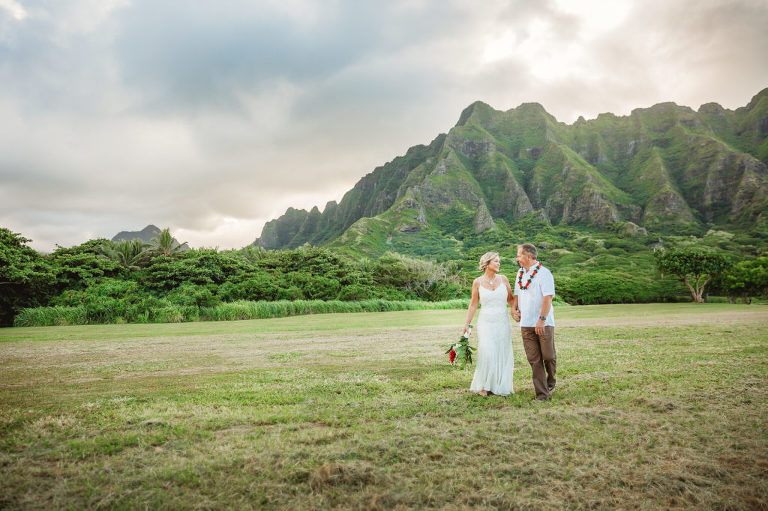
[254,88,768,256]
[112,225,189,250]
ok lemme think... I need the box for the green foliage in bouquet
[445,325,475,369]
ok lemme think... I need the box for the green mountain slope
[254,88,768,256]
[256,134,446,249]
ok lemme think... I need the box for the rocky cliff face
[255,135,446,249]
[254,88,768,253]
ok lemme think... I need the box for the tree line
[2,227,766,327]
[0,228,465,326]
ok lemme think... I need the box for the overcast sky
[2,0,767,252]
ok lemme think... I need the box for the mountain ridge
[254,88,768,255]
[112,225,189,250]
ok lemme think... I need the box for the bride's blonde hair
[478,252,499,272]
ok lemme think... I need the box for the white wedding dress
[469,284,514,396]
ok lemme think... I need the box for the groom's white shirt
[514,261,555,327]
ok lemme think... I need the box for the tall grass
[13,299,470,327]
[12,306,88,327]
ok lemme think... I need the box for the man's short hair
[518,243,537,260]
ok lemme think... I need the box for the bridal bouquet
[446,325,475,369]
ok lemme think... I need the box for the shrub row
[13,299,471,327]
[556,272,684,305]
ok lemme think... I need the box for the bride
[462,252,515,396]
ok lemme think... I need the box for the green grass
[1,304,766,509]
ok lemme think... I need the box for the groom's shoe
[547,384,556,394]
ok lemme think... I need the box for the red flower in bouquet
[445,325,475,369]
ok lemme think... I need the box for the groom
[512,243,557,401]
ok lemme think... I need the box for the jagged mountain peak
[630,101,696,118]
[254,88,768,255]
[511,102,549,115]
[112,224,162,242]
[112,225,188,250]
[698,102,726,115]
[745,87,768,111]
[455,100,498,127]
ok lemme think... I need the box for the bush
[166,284,221,307]
[47,279,154,323]
[217,273,283,302]
[372,253,465,300]
[143,250,254,292]
[557,272,680,305]
[48,248,126,292]
[337,284,377,301]
[84,295,123,323]
[282,273,340,300]
[0,229,59,326]
[713,255,768,303]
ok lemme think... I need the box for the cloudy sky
[2,0,767,252]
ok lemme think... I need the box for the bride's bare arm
[501,275,514,306]
[463,278,480,334]
[501,275,521,321]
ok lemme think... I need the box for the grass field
[1,303,766,510]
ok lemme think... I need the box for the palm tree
[100,239,151,269]
[150,228,187,258]
[237,245,267,264]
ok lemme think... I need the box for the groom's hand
[512,309,521,322]
[535,319,545,336]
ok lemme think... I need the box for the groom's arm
[535,270,555,334]
[510,277,521,322]
[511,295,520,322]
[535,295,553,335]
[539,295,553,318]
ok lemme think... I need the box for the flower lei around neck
[517,262,542,290]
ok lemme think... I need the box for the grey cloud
[633,0,768,108]
[1,0,767,252]
[0,3,124,114]
[479,0,768,122]
[113,1,399,113]
[113,0,541,115]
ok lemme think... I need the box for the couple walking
[462,243,556,401]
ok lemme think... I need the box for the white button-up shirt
[514,261,555,327]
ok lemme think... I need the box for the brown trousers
[521,327,556,400]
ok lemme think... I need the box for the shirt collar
[522,260,539,273]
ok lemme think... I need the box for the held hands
[512,309,521,322]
